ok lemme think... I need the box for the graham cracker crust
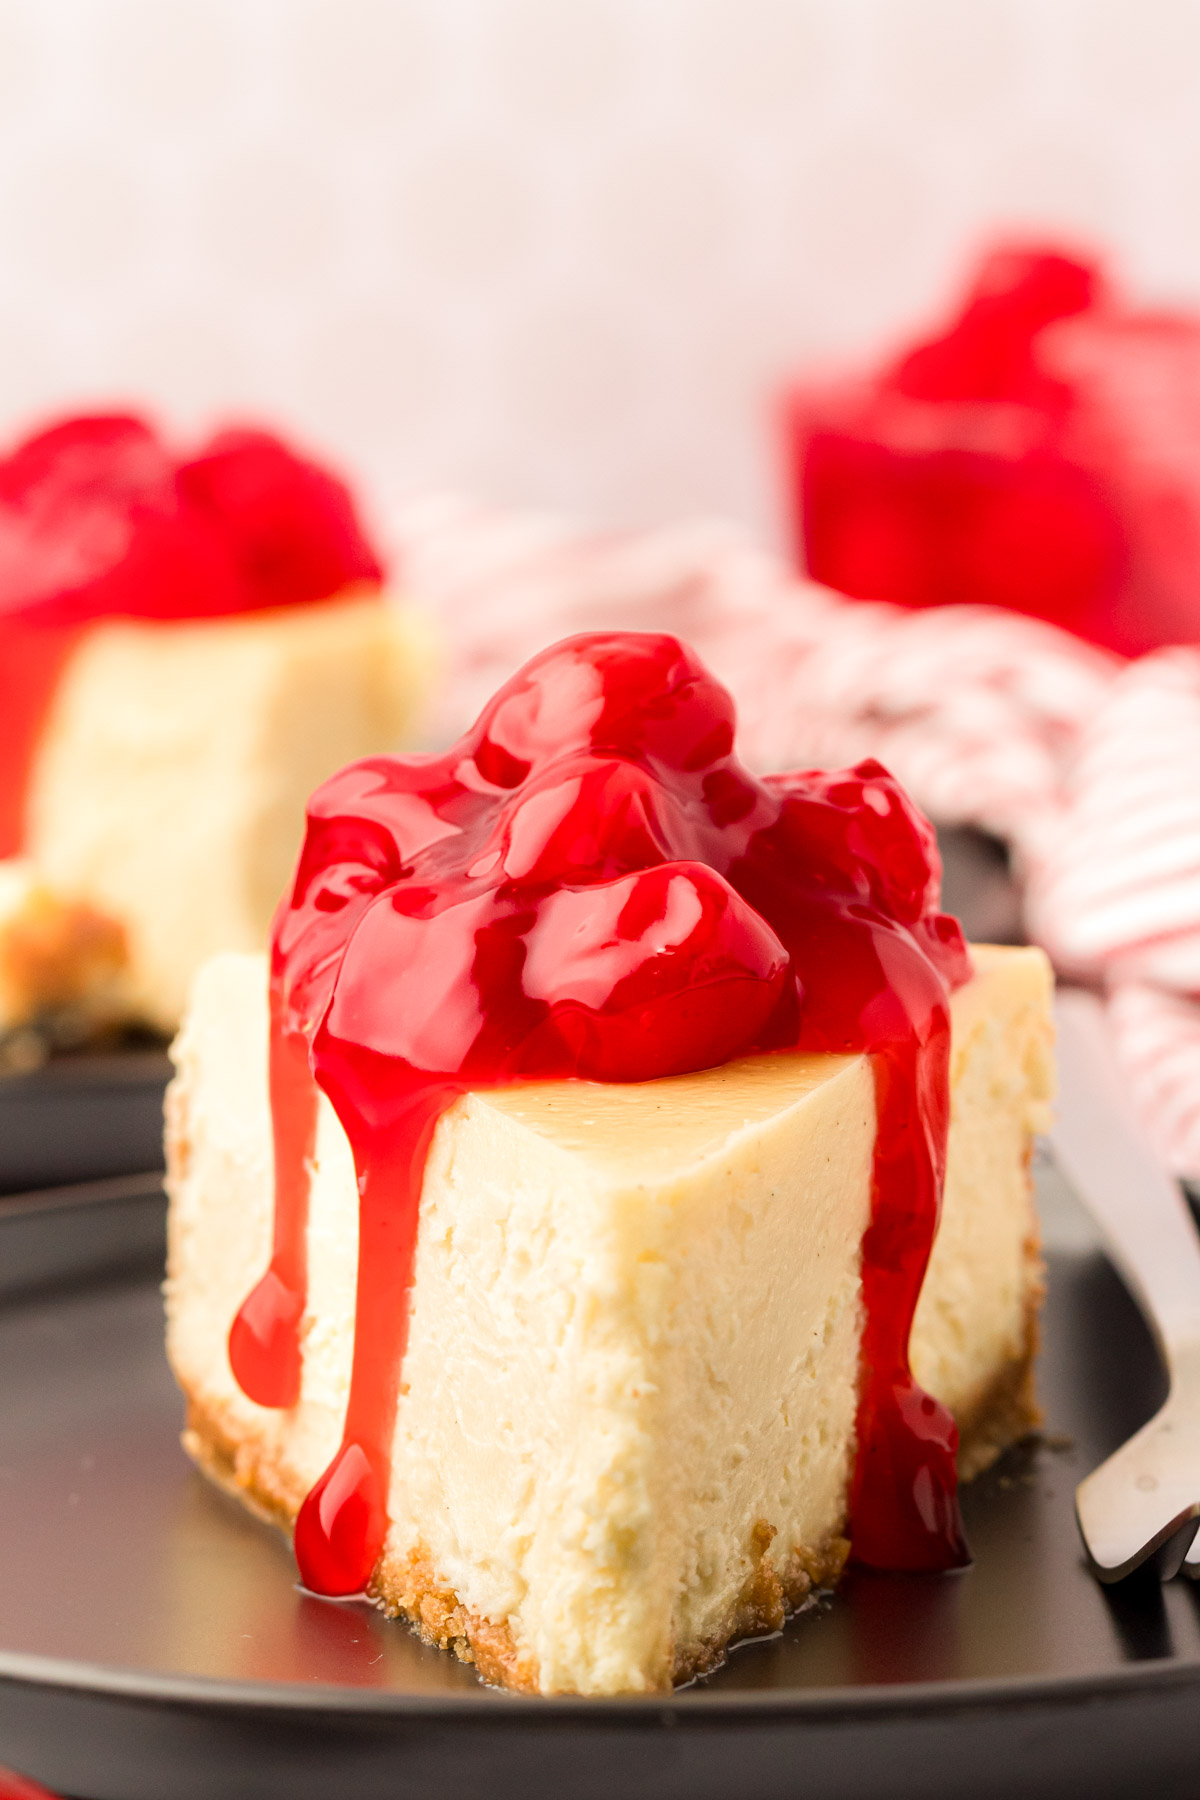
[183,1380,851,1693]
[672,1281,1043,1688]
[670,1522,850,1688]
[182,1388,539,1689]
[179,1291,1039,1697]
[0,881,129,1063]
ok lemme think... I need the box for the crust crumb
[744,1519,787,1635]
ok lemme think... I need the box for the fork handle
[1052,989,1200,1367]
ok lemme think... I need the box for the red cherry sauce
[231,632,974,1597]
[0,414,383,857]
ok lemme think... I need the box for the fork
[1051,988,1200,1582]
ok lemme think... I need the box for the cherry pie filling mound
[229,630,974,1600]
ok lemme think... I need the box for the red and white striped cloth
[392,495,1200,1181]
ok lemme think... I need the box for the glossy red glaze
[0,414,383,857]
[0,1767,61,1800]
[787,243,1200,657]
[227,1013,318,1410]
[236,632,973,1598]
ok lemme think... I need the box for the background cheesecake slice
[0,414,436,1044]
[165,941,1053,1696]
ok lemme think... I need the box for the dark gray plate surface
[1,1173,1200,1800]
[0,1051,169,1196]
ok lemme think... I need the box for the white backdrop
[1,0,1200,550]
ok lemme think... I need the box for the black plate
[0,1051,170,1196]
[1,1171,1200,1800]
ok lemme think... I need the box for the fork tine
[1077,1495,1200,1584]
[1149,1520,1200,1582]
[1075,1398,1200,1581]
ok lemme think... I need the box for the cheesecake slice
[166,939,1052,1695]
[0,413,435,1044]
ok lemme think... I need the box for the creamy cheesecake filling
[229,630,977,1600]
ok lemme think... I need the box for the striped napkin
[394,496,1200,1182]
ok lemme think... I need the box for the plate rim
[0,1168,166,1219]
[0,1049,173,1099]
[2,1642,1200,1722]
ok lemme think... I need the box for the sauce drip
[0,414,384,857]
[232,632,974,1595]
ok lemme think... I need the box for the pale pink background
[1,0,1199,548]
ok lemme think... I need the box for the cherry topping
[788,242,1200,654]
[239,631,973,1597]
[518,862,790,1082]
